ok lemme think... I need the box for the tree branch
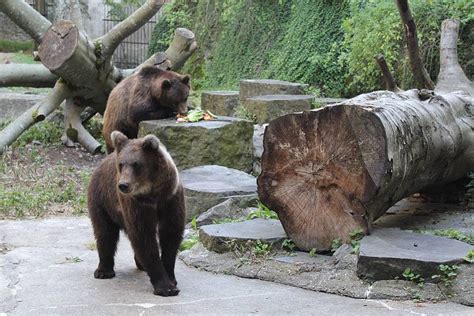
[121,28,198,78]
[98,0,167,59]
[395,0,435,90]
[0,64,57,88]
[0,0,51,43]
[0,81,72,154]
[375,54,401,92]
[69,0,85,32]
[62,98,102,154]
[435,19,474,96]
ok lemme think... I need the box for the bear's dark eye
[132,162,141,172]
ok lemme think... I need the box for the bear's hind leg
[91,211,120,279]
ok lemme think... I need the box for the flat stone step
[199,218,287,253]
[139,116,253,172]
[239,79,307,104]
[244,94,314,124]
[201,90,239,116]
[0,93,46,122]
[181,165,257,221]
[357,228,474,281]
[313,98,347,108]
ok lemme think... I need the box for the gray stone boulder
[195,197,258,226]
[357,228,474,281]
[252,124,267,175]
[139,116,253,172]
[181,165,257,221]
[201,91,239,116]
[244,94,314,124]
[239,79,307,104]
[199,218,287,253]
[0,93,46,123]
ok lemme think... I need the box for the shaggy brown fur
[87,131,185,296]
[102,67,190,153]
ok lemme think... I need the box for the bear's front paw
[94,268,115,279]
[153,283,180,297]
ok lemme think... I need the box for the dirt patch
[0,52,15,64]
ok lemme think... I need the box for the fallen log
[258,89,474,251]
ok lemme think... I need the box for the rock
[357,228,474,281]
[244,94,314,124]
[0,93,46,123]
[252,124,267,175]
[139,116,253,172]
[333,244,357,270]
[181,165,257,221]
[195,197,258,226]
[239,79,307,104]
[368,280,444,301]
[451,265,474,306]
[199,218,287,253]
[201,91,239,116]
[273,252,332,266]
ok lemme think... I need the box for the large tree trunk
[258,90,474,251]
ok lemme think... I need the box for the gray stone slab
[201,90,239,116]
[244,94,313,124]
[0,93,46,122]
[199,218,287,253]
[139,116,253,172]
[239,79,307,104]
[357,228,474,281]
[195,196,258,226]
[181,165,257,221]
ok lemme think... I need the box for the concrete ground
[0,217,472,315]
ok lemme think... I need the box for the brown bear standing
[87,131,185,296]
[102,67,190,153]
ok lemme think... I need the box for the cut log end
[39,20,79,71]
[258,106,388,250]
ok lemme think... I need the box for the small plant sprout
[331,238,343,252]
[65,256,83,263]
[191,216,198,230]
[282,239,296,252]
[402,268,424,288]
[348,228,364,254]
[464,249,474,263]
[309,248,317,257]
[252,240,272,257]
[432,264,459,287]
[179,234,198,252]
[246,202,279,220]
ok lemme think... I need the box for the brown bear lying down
[87,131,185,296]
[102,67,190,153]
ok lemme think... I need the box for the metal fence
[28,0,54,20]
[103,4,157,69]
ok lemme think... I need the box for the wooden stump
[258,90,474,251]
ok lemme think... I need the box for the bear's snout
[177,102,188,115]
[118,182,131,194]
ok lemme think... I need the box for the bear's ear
[161,79,171,90]
[181,75,191,86]
[111,131,128,152]
[142,134,160,152]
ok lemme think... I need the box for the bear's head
[111,131,179,197]
[139,67,190,115]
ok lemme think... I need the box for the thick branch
[0,64,57,88]
[62,99,102,154]
[375,54,401,92]
[435,19,474,96]
[69,0,85,32]
[0,0,51,43]
[0,81,71,154]
[395,0,434,90]
[119,28,197,80]
[98,0,167,59]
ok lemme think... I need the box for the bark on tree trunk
[258,90,474,251]
[0,64,57,88]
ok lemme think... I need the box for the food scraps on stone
[176,109,217,123]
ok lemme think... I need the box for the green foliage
[309,248,317,257]
[342,0,474,94]
[10,52,38,64]
[149,0,349,96]
[179,234,198,251]
[282,239,296,252]
[191,216,198,230]
[464,250,474,263]
[0,39,34,53]
[432,264,459,287]
[402,268,425,288]
[104,0,145,20]
[252,240,272,257]
[348,228,365,254]
[11,120,63,148]
[246,202,278,220]
[331,238,343,252]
